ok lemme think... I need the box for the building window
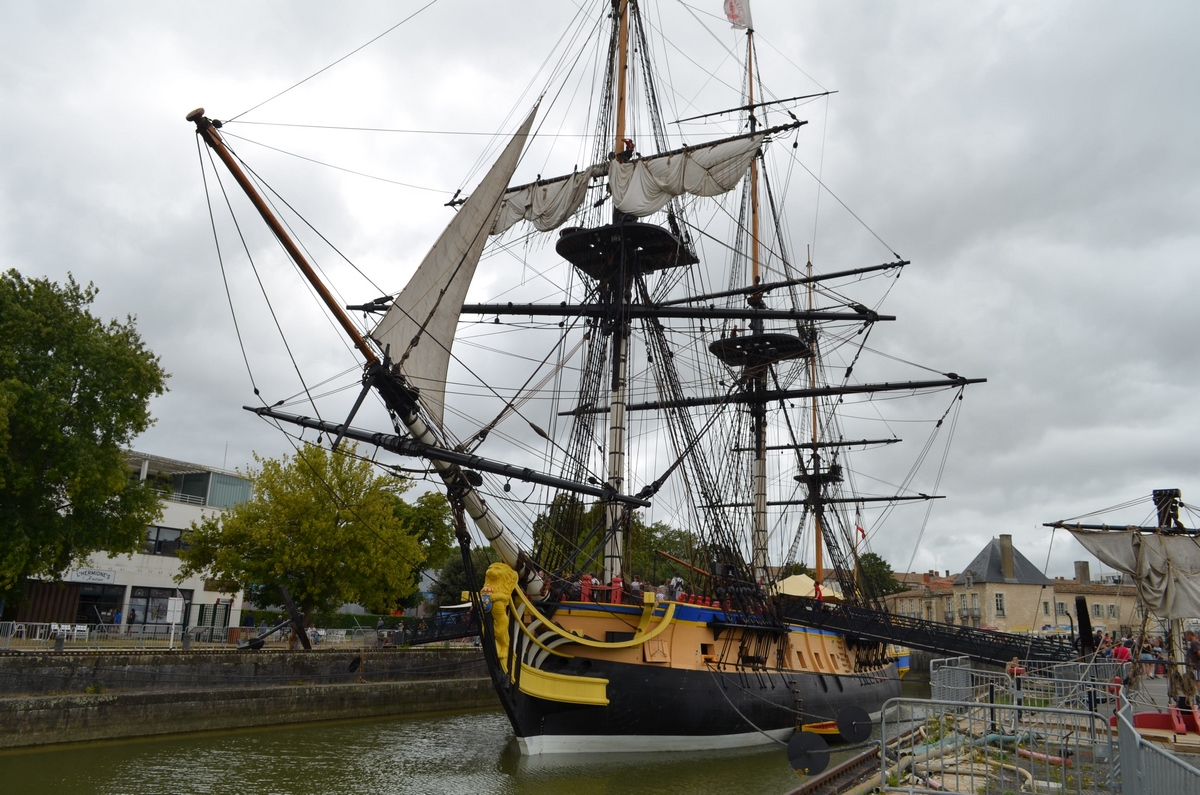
[994,593,1006,617]
[1056,602,1067,615]
[1107,604,1119,619]
[142,525,188,557]
[127,587,194,626]
[1043,601,1050,616]
[960,594,968,609]
[76,584,126,625]
[971,593,979,609]
[1092,603,1103,618]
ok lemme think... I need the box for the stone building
[881,537,1156,639]
[884,571,955,624]
[951,534,1054,632]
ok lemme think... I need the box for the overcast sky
[3,1,1197,581]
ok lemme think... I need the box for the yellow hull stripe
[518,662,610,706]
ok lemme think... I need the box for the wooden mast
[746,27,769,584]
[603,0,632,585]
[186,108,379,367]
[613,0,630,155]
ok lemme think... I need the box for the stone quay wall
[0,648,498,748]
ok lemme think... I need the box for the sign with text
[67,569,116,584]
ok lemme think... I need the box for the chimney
[945,570,950,578]
[999,534,1016,581]
[1074,561,1091,585]
[923,572,931,584]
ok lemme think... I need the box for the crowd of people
[1092,629,1200,682]
[563,572,688,605]
[1094,631,1166,678]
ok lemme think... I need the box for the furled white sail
[371,106,538,426]
[491,166,604,235]
[609,133,765,217]
[1068,528,1200,619]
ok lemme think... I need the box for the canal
[0,680,930,794]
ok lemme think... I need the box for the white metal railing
[0,622,380,650]
[151,488,205,506]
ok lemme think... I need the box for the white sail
[372,106,538,426]
[491,166,604,235]
[609,133,765,217]
[1068,528,1200,619]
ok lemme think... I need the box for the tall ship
[189,1,985,754]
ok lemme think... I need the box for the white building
[14,451,251,631]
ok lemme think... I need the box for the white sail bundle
[609,133,765,217]
[491,166,605,235]
[371,106,538,426]
[1068,528,1200,619]
[489,132,769,235]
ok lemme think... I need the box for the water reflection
[0,676,930,795]
[0,710,813,795]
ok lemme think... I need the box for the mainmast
[602,0,633,584]
[745,26,769,584]
[807,251,824,586]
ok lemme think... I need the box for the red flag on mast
[723,0,753,31]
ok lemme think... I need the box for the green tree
[779,561,811,577]
[391,490,454,607]
[856,551,905,597]
[430,545,497,609]
[392,491,455,572]
[177,445,424,620]
[626,520,694,585]
[0,270,167,603]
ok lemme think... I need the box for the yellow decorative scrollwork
[484,561,519,672]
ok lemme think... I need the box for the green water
[0,679,929,794]
[0,710,811,795]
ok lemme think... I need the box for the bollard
[182,631,193,651]
[55,633,65,653]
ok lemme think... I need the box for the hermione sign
[68,568,117,584]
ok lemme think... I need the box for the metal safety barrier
[1115,696,1200,795]
[918,656,1200,795]
[880,695,1115,795]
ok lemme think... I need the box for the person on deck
[1139,639,1157,679]
[630,575,644,602]
[1186,631,1200,682]
[1110,638,1132,679]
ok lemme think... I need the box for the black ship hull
[503,653,901,754]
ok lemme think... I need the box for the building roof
[126,450,240,478]
[954,537,1053,586]
[1052,580,1139,597]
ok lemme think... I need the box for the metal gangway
[404,611,480,647]
[783,596,1077,665]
